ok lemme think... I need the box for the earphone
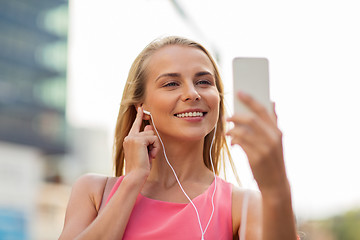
[143,109,151,116]
[142,108,217,240]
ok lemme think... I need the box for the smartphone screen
[232,57,272,115]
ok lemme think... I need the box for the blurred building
[0,0,68,153]
[0,1,69,239]
[0,1,220,239]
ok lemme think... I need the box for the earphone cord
[148,113,217,240]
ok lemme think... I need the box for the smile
[175,111,206,118]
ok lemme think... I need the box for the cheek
[145,92,175,114]
[203,89,220,109]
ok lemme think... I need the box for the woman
[59,36,297,240]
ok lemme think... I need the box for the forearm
[74,172,147,240]
[261,180,297,240]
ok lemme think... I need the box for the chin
[177,131,210,142]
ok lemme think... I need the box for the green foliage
[299,208,360,240]
[329,208,360,240]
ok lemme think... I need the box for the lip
[174,108,207,115]
[173,108,208,122]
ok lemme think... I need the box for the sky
[67,0,360,220]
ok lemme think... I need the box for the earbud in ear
[143,109,151,115]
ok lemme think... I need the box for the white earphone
[143,109,151,116]
[142,108,217,240]
[142,108,249,240]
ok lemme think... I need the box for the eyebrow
[155,73,181,82]
[194,71,214,78]
[155,71,214,82]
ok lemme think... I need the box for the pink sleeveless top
[105,176,233,240]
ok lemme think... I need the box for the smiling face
[142,45,220,142]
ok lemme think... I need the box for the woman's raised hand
[123,107,160,177]
[226,92,288,194]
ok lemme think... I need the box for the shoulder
[70,173,111,211]
[232,184,262,206]
[72,173,109,193]
[60,174,113,238]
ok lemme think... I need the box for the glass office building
[0,0,68,154]
[0,1,68,239]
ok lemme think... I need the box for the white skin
[59,45,297,240]
[131,45,220,202]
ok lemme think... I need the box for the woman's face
[142,45,220,141]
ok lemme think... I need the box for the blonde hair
[113,36,240,184]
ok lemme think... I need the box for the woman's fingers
[226,119,277,159]
[226,124,256,146]
[123,107,161,174]
[272,101,278,123]
[227,112,281,152]
[236,91,276,127]
[148,137,160,159]
[143,124,153,132]
[143,125,160,159]
[128,107,144,135]
[227,114,269,138]
[227,96,286,190]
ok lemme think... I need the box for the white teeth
[176,112,204,118]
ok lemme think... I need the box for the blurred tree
[330,208,360,240]
[299,208,360,240]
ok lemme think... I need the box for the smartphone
[232,57,272,115]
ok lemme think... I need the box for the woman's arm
[59,174,103,239]
[261,179,296,240]
[59,108,160,240]
[232,188,262,239]
[227,92,297,240]
[59,172,148,240]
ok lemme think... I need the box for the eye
[196,79,212,85]
[163,81,179,87]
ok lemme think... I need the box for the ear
[135,103,151,121]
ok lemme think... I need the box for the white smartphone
[232,57,272,115]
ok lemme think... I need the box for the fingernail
[237,91,245,98]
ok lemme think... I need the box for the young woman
[59,36,298,240]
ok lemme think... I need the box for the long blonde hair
[113,36,239,183]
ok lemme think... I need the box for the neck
[148,137,213,186]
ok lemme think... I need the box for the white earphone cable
[147,112,217,240]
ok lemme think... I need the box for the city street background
[1,0,359,239]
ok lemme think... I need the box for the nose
[181,83,201,102]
